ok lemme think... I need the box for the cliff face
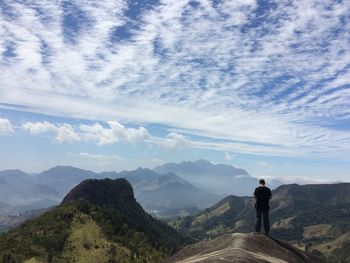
[61,178,138,211]
[166,233,323,263]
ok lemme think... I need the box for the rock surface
[165,233,322,263]
[61,178,136,210]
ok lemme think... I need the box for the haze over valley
[0,160,275,218]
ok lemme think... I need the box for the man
[254,179,272,236]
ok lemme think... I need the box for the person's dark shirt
[254,186,272,211]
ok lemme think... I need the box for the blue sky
[0,0,349,182]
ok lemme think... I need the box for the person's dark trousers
[255,209,270,235]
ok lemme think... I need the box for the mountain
[0,160,270,217]
[138,178,219,216]
[155,159,249,177]
[116,168,220,217]
[37,166,220,217]
[154,159,261,196]
[169,183,350,262]
[0,170,60,214]
[35,166,101,195]
[166,233,322,263]
[0,208,50,233]
[0,170,59,203]
[0,178,187,262]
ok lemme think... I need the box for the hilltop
[170,183,350,262]
[166,233,322,263]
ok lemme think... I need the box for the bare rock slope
[166,233,322,263]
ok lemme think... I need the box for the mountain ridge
[154,159,261,196]
[0,165,220,218]
[0,178,188,262]
[170,183,350,262]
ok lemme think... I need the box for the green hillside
[0,178,187,263]
[169,183,350,263]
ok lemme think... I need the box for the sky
[0,0,349,182]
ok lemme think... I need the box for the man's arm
[254,188,257,199]
[269,189,272,199]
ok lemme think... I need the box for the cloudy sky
[0,0,349,181]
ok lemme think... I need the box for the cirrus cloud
[79,152,122,161]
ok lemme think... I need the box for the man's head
[259,179,266,186]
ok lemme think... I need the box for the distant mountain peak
[136,167,154,172]
[155,159,249,175]
[0,169,28,176]
[154,159,253,196]
[43,165,90,173]
[193,159,211,164]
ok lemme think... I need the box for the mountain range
[108,167,220,216]
[0,160,350,263]
[155,159,262,196]
[0,178,188,263]
[0,177,326,263]
[169,183,350,262]
[0,169,60,214]
[0,160,263,218]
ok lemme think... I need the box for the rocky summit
[61,178,136,211]
[165,233,322,263]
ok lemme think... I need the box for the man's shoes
[254,232,260,235]
[264,232,269,237]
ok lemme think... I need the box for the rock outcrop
[61,178,136,211]
[166,233,323,263]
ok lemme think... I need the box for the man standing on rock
[254,179,272,236]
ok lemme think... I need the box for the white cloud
[79,152,121,161]
[0,117,14,134]
[264,175,339,185]
[22,121,80,143]
[224,152,236,160]
[22,121,57,134]
[1,0,350,159]
[55,124,81,143]
[22,120,150,145]
[154,132,189,152]
[80,121,150,145]
[257,161,272,174]
[80,123,117,145]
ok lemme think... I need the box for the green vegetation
[326,240,350,263]
[0,202,75,263]
[0,178,188,263]
[169,183,350,262]
[2,180,350,262]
